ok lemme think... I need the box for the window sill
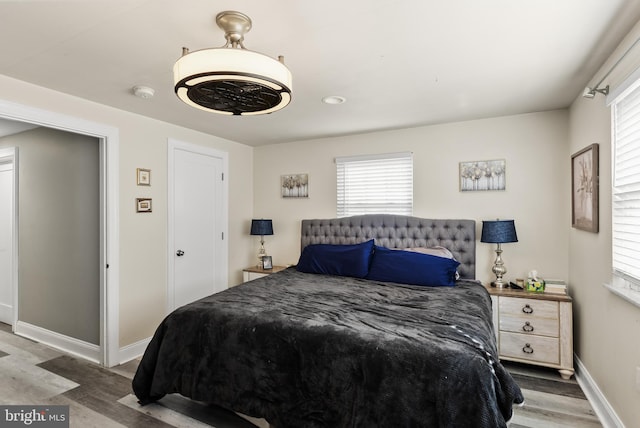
[604,283,640,308]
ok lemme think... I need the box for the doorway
[167,139,228,311]
[0,100,119,366]
[0,149,15,325]
[7,129,100,348]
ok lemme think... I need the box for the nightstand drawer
[499,315,559,337]
[500,332,559,365]
[499,296,558,320]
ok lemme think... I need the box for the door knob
[176,250,185,256]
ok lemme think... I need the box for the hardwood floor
[0,323,601,427]
[504,362,602,427]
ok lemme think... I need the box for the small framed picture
[571,144,599,233]
[262,255,273,270]
[137,168,151,186]
[281,173,309,198]
[459,159,506,191]
[136,198,152,213]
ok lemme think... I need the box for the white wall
[0,75,255,347]
[254,110,570,286]
[568,23,640,427]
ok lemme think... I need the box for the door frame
[0,147,17,327]
[167,138,228,313]
[0,99,120,367]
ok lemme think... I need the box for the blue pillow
[296,240,374,278]
[366,245,460,287]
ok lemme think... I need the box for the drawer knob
[522,321,534,332]
[522,343,534,354]
[522,304,533,314]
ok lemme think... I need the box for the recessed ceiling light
[322,95,346,105]
[133,85,155,99]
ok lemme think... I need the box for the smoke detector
[133,85,155,99]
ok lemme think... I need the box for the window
[336,152,413,217]
[611,79,640,292]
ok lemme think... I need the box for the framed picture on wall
[137,168,151,186]
[136,198,152,213]
[459,159,506,191]
[281,173,309,198]
[571,144,599,233]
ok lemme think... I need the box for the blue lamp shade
[250,219,274,236]
[481,220,518,244]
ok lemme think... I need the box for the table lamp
[481,219,518,288]
[250,219,273,267]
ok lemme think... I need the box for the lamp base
[256,238,267,267]
[491,279,508,288]
[490,243,508,289]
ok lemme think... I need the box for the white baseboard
[0,303,12,325]
[574,354,625,428]
[13,321,151,368]
[118,336,151,365]
[15,321,100,364]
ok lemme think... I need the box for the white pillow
[403,246,455,259]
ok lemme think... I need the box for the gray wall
[0,127,99,344]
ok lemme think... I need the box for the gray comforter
[133,268,523,427]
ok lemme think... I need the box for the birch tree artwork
[281,174,309,198]
[459,159,506,191]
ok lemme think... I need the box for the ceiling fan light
[173,11,292,116]
[175,50,291,90]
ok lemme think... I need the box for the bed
[133,214,523,427]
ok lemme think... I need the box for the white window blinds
[612,80,640,287]
[336,152,413,217]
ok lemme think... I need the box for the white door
[168,140,228,311]
[0,160,14,325]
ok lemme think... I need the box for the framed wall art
[281,173,309,198]
[459,159,506,191]
[137,168,151,186]
[136,198,152,213]
[571,144,599,233]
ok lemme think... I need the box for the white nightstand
[242,265,287,282]
[486,286,574,379]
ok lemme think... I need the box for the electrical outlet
[637,367,640,392]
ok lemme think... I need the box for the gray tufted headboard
[301,214,476,279]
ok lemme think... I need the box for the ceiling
[1,1,640,147]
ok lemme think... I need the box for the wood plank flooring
[0,323,601,427]
[505,362,601,428]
